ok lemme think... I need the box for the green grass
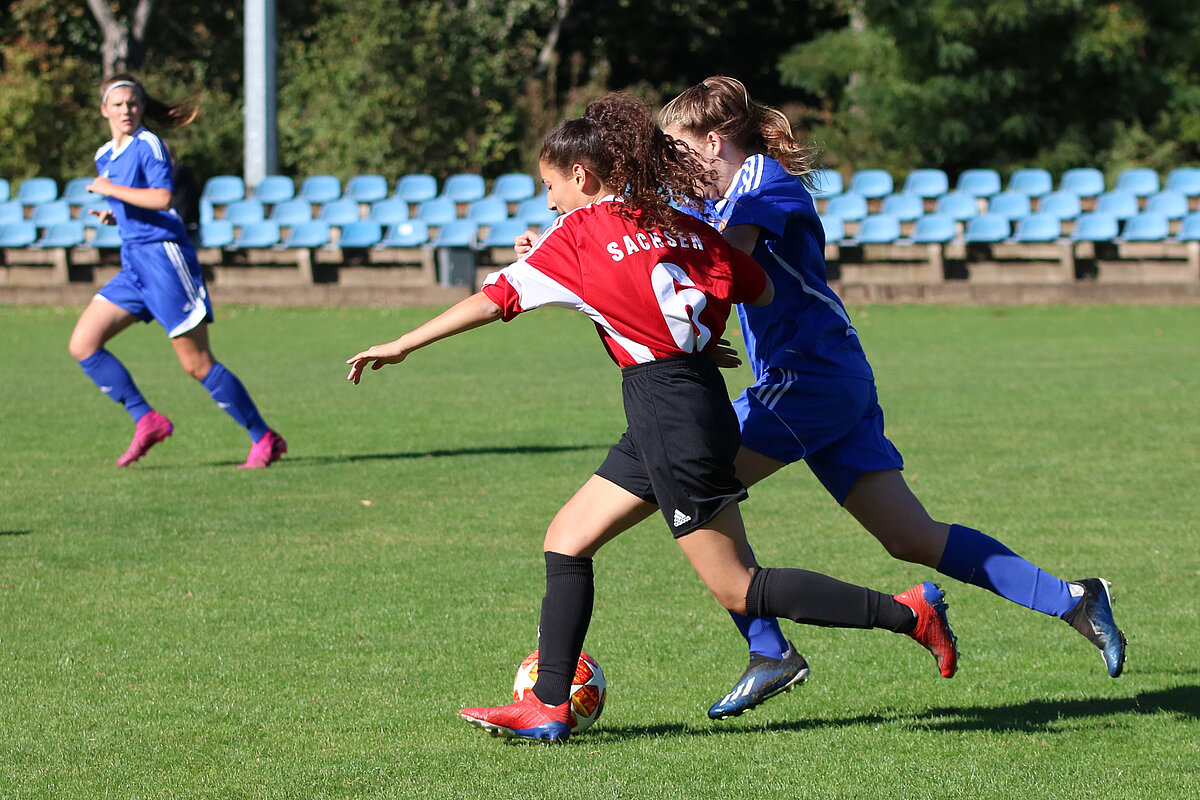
[1,303,1198,799]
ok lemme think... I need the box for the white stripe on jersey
[137,130,166,161]
[715,154,765,216]
[769,249,858,339]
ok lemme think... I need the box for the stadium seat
[480,218,532,249]
[1006,168,1053,199]
[345,174,389,205]
[963,213,1010,242]
[441,173,486,204]
[1177,213,1200,241]
[1114,167,1160,198]
[224,199,266,226]
[252,175,295,204]
[433,219,479,247]
[269,198,314,226]
[824,192,869,222]
[63,177,96,207]
[0,221,37,248]
[809,168,844,199]
[16,177,58,207]
[0,178,9,202]
[200,199,215,224]
[1144,190,1188,220]
[1094,190,1139,222]
[515,196,557,227]
[855,214,902,243]
[0,200,25,225]
[901,168,949,199]
[1037,191,1082,221]
[395,174,438,205]
[987,191,1032,221]
[199,220,235,248]
[369,198,410,226]
[934,192,979,221]
[910,213,957,243]
[298,175,342,205]
[1071,212,1119,241]
[1165,167,1200,198]
[880,192,924,222]
[820,215,845,243]
[416,196,457,226]
[490,173,537,203]
[1012,213,1061,242]
[1119,212,1169,242]
[337,220,384,249]
[382,220,430,248]
[284,220,332,248]
[201,175,245,205]
[233,221,282,248]
[89,224,123,248]
[318,197,362,226]
[848,169,893,199]
[1059,168,1105,198]
[467,196,509,225]
[32,200,71,228]
[955,169,1001,199]
[36,221,85,248]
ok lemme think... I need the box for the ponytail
[100,73,199,130]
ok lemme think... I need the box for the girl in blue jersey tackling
[657,76,1126,718]
[67,74,286,469]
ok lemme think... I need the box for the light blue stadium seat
[270,198,314,226]
[318,198,362,226]
[233,221,281,249]
[0,178,9,202]
[90,223,123,248]
[1144,190,1188,220]
[63,177,96,207]
[963,213,1010,242]
[224,199,266,226]
[911,214,957,243]
[880,192,924,222]
[1094,190,1139,221]
[345,175,389,205]
[0,221,38,247]
[491,173,537,203]
[201,175,245,205]
[1120,212,1169,242]
[515,196,557,227]
[200,199,215,224]
[987,191,1032,221]
[1165,167,1200,198]
[467,196,509,225]
[809,168,844,199]
[955,169,1001,199]
[0,200,25,225]
[820,215,845,243]
[848,169,893,199]
[284,221,331,248]
[934,191,979,221]
[1037,191,1082,221]
[16,177,58,207]
[433,219,479,247]
[1059,168,1105,198]
[1177,213,1200,241]
[395,174,438,204]
[441,173,486,204]
[32,200,71,228]
[199,220,235,248]
[1006,168,1053,198]
[383,220,430,248]
[338,220,384,249]
[824,191,868,222]
[298,175,341,205]
[1114,167,1160,198]
[252,175,295,204]
[480,219,532,249]
[1012,213,1061,242]
[37,221,86,248]
[855,214,902,243]
[901,168,949,199]
[369,198,410,226]
[416,196,458,225]
[1071,212,1119,241]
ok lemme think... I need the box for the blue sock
[937,524,1077,618]
[729,612,789,659]
[79,349,152,422]
[201,362,269,442]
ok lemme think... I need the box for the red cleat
[238,430,287,469]
[116,410,174,467]
[894,581,958,678]
[460,694,573,742]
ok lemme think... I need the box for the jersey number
[651,262,710,353]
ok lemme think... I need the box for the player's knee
[875,528,937,566]
[68,335,96,362]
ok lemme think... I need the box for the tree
[84,0,156,77]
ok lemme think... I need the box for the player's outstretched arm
[346,291,503,384]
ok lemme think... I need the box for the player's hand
[88,207,116,225]
[87,176,116,197]
[706,338,743,369]
[513,230,537,255]
[346,341,408,384]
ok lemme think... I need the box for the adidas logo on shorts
[672,509,692,528]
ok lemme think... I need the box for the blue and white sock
[78,349,152,422]
[937,524,1077,618]
[201,362,269,442]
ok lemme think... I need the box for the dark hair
[540,92,712,232]
[100,73,199,130]
[660,76,817,185]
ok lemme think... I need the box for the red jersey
[481,197,768,367]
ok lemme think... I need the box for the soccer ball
[512,650,606,733]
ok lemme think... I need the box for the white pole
[244,0,277,190]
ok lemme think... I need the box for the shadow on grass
[261,443,607,468]
[0,530,32,537]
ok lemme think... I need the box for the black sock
[531,551,594,706]
[746,567,916,633]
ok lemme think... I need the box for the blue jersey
[712,154,873,381]
[94,127,189,244]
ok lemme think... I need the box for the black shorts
[596,355,747,537]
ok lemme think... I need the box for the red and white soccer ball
[513,650,606,733]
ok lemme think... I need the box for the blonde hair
[660,76,817,186]
[100,73,199,130]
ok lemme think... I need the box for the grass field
[1,302,1198,799]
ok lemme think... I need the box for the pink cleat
[894,581,959,678]
[116,410,174,467]
[460,694,573,742]
[238,429,287,469]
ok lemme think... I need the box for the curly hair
[540,92,713,232]
[100,73,199,130]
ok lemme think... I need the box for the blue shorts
[733,369,903,504]
[96,238,213,338]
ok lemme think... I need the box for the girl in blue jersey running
[658,76,1126,719]
[67,74,286,469]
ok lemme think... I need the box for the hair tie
[102,80,138,105]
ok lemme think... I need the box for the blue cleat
[1064,578,1127,678]
[708,641,810,720]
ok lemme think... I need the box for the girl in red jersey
[346,93,956,742]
